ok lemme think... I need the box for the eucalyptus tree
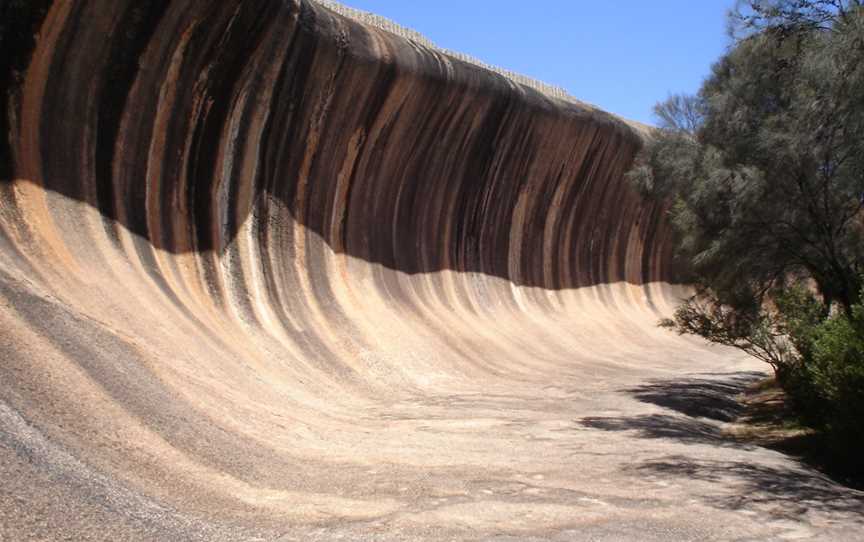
[629,0,864,368]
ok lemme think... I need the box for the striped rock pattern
[9,1,857,541]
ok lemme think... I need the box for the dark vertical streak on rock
[95,1,169,242]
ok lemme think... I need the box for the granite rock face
[10,0,671,288]
[3,2,861,540]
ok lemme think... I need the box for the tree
[629,1,864,475]
[629,0,864,335]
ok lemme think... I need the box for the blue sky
[338,1,734,124]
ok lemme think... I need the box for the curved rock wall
[0,1,727,539]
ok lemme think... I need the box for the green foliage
[809,304,864,441]
[629,0,864,316]
[634,1,864,473]
[811,306,864,399]
[782,293,864,473]
[774,285,825,359]
[729,0,863,37]
[661,293,796,372]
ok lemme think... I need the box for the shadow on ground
[580,371,765,448]
[633,455,864,517]
[579,413,747,448]
[625,371,766,421]
[578,371,864,516]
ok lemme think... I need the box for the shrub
[808,306,864,471]
[768,286,864,476]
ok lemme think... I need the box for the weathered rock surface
[1,1,861,540]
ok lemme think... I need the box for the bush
[773,289,864,476]
[808,308,864,471]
